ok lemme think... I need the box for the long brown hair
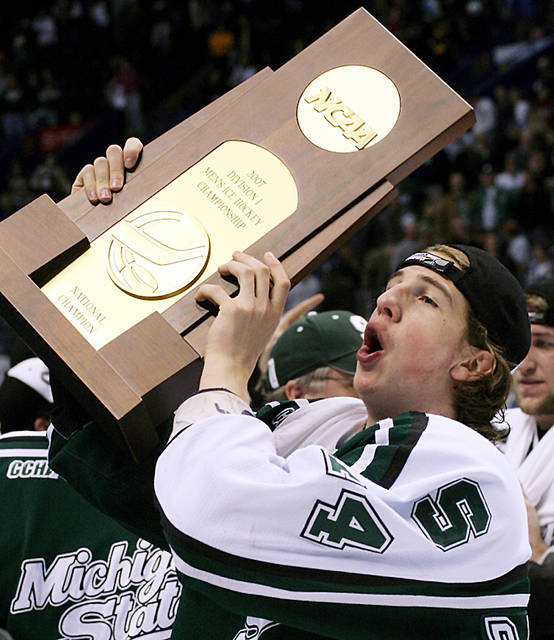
[427,245,512,440]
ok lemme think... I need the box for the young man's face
[354,264,471,422]
[512,323,554,420]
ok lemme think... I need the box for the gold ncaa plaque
[41,140,298,350]
[297,65,401,153]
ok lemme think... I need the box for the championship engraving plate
[0,8,475,460]
[41,140,298,349]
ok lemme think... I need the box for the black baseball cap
[397,245,531,366]
[525,279,554,327]
[265,310,366,390]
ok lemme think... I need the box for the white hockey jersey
[505,407,554,543]
[154,392,530,639]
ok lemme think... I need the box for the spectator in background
[105,55,144,137]
[31,9,58,65]
[320,243,360,312]
[228,52,256,88]
[0,74,25,139]
[496,152,525,192]
[470,163,507,233]
[526,241,554,286]
[389,211,424,270]
[32,67,61,129]
[427,171,472,242]
[0,163,33,218]
[512,170,552,236]
[480,229,518,275]
[504,279,554,640]
[504,217,532,283]
[261,309,365,406]
[29,153,71,202]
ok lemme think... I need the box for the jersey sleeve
[48,418,171,550]
[155,392,530,639]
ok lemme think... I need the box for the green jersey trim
[169,555,528,609]
[174,566,529,639]
[159,510,528,603]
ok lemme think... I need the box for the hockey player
[50,144,532,638]
[0,354,181,638]
[151,244,532,639]
[504,278,554,639]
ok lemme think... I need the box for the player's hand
[196,251,290,400]
[257,292,324,377]
[72,137,143,204]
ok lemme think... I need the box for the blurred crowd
[0,0,552,345]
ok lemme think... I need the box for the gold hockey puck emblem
[106,210,210,299]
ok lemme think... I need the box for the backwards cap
[397,245,531,366]
[265,310,366,390]
[525,278,554,327]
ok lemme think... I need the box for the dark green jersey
[0,431,180,639]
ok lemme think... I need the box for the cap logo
[349,314,367,338]
[528,310,545,324]
[267,358,279,390]
[402,252,452,273]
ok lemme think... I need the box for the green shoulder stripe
[0,433,48,451]
[336,412,428,488]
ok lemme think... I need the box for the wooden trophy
[0,8,475,460]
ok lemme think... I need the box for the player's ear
[285,379,305,400]
[450,347,495,382]
[33,416,51,431]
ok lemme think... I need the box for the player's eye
[419,295,438,307]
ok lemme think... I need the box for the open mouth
[364,325,383,354]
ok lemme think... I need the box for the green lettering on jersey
[301,489,393,553]
[411,478,491,551]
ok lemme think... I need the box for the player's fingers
[195,283,230,308]
[218,256,256,299]
[106,144,124,191]
[264,252,290,311]
[93,156,112,203]
[71,168,85,193]
[72,164,99,202]
[230,251,273,301]
[123,137,144,169]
